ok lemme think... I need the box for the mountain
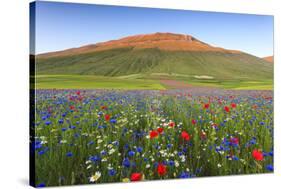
[36,32,273,81]
[263,56,273,63]
[38,32,240,58]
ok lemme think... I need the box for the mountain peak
[104,32,198,43]
[95,32,214,51]
[38,32,241,58]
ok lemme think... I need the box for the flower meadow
[32,89,273,187]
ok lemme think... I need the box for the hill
[263,56,274,63]
[35,32,273,89]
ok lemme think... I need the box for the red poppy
[104,114,110,121]
[157,163,167,176]
[69,105,75,110]
[191,119,197,125]
[204,103,210,109]
[181,131,191,141]
[224,106,230,113]
[231,103,237,108]
[130,173,142,181]
[157,127,164,134]
[150,130,159,139]
[169,122,175,127]
[252,149,264,161]
[76,91,81,95]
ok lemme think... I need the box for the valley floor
[33,75,273,90]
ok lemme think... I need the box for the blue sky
[34,1,273,57]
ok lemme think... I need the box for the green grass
[186,79,273,90]
[36,48,273,81]
[34,74,273,90]
[34,75,165,90]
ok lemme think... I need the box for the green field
[34,75,273,90]
[34,75,165,90]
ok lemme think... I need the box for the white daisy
[89,171,101,183]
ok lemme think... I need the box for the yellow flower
[122,178,130,182]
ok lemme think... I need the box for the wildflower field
[33,88,273,187]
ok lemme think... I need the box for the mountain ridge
[38,32,241,58]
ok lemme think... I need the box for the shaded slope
[36,47,273,81]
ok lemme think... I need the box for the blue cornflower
[122,158,130,168]
[122,128,128,133]
[123,144,129,150]
[38,150,45,156]
[37,183,46,187]
[58,119,64,124]
[250,137,257,145]
[266,164,274,171]
[167,144,173,149]
[89,155,100,162]
[263,152,269,157]
[35,140,42,149]
[136,147,143,153]
[100,150,107,156]
[61,128,67,132]
[41,116,47,121]
[45,121,51,126]
[153,162,159,168]
[249,120,253,125]
[69,125,76,129]
[108,169,116,176]
[66,152,73,157]
[168,160,175,166]
[110,119,117,124]
[195,168,202,174]
[220,122,225,127]
[128,150,135,157]
[182,147,188,153]
[87,141,94,146]
[179,171,191,178]
[112,141,119,146]
[178,151,183,156]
